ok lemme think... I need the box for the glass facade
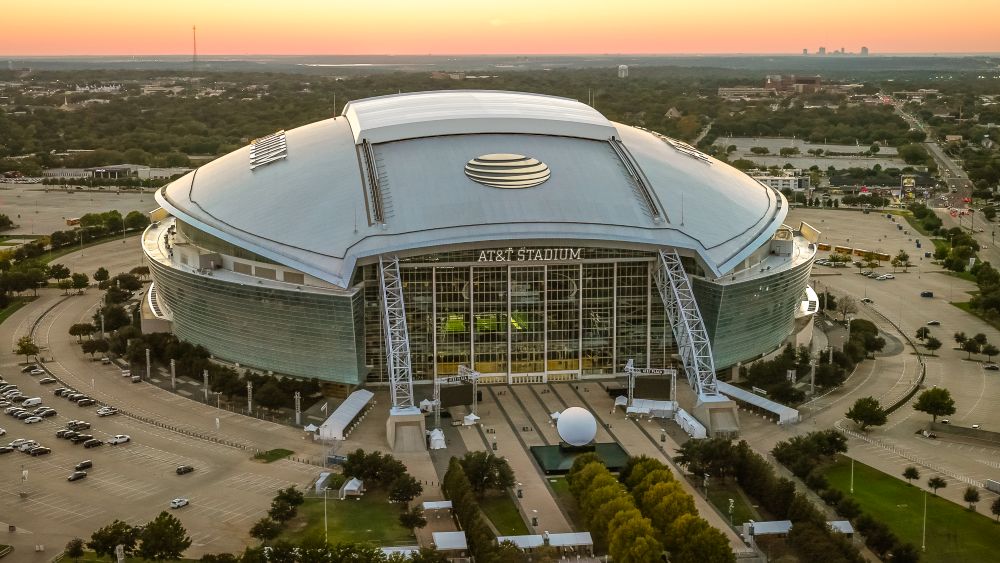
[693,256,813,369]
[148,257,366,384]
[363,248,678,384]
[152,227,810,385]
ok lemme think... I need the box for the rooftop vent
[249,130,287,170]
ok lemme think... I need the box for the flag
[321,402,328,414]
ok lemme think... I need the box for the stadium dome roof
[157,90,787,287]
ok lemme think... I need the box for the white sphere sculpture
[557,407,598,446]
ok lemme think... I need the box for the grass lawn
[548,477,586,531]
[824,456,1000,563]
[950,301,1000,332]
[479,493,529,535]
[706,480,760,527]
[253,448,293,463]
[0,296,36,326]
[279,493,414,546]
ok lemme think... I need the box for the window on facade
[283,272,305,285]
[233,262,252,275]
[255,267,277,280]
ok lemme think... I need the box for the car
[0,401,10,408]
[861,298,874,303]
[77,399,97,407]
[28,446,51,456]
[972,424,981,429]
[3,407,22,415]
[108,434,130,445]
[101,357,112,365]
[65,394,85,401]
[927,320,941,326]
[83,439,103,448]
[38,409,57,418]
[97,408,117,417]
[61,431,79,440]
[120,370,131,378]
[55,429,71,438]
[940,419,950,424]
[29,369,45,376]
[14,412,31,420]
[131,376,141,383]
[984,364,1000,371]
[20,364,38,373]
[67,471,87,482]
[38,378,57,385]
[169,498,189,509]
[0,446,12,454]
[10,396,28,404]
[75,460,93,471]
[70,434,94,444]
[17,440,39,452]
[67,421,90,430]
[921,291,934,298]
[0,427,5,436]
[176,465,195,475]
[23,416,43,424]
[9,438,29,448]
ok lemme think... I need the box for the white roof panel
[433,531,468,550]
[343,90,617,144]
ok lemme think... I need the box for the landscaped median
[823,456,1000,563]
[253,448,294,463]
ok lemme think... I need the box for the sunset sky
[2,0,998,56]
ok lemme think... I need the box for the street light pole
[922,490,927,551]
[850,457,855,494]
[324,488,328,545]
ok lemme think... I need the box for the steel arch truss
[652,249,721,400]
[379,256,414,409]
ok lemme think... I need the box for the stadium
[142,90,818,435]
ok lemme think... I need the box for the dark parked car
[61,431,79,440]
[176,465,195,475]
[56,429,71,438]
[67,421,91,431]
[83,439,103,449]
[53,388,69,396]
[28,447,51,456]
[70,434,94,444]
[921,291,934,298]
[77,399,97,407]
[75,460,93,471]
[0,446,13,454]
[20,365,38,373]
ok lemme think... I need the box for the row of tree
[248,487,307,544]
[677,438,866,563]
[65,511,192,561]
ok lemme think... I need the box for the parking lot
[1,239,326,560]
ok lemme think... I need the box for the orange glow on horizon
[2,0,998,56]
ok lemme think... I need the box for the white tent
[463,413,480,426]
[339,477,364,499]
[318,389,374,440]
[419,398,436,412]
[303,423,318,432]
[428,428,446,449]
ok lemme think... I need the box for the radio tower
[192,25,197,75]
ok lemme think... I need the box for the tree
[973,333,989,346]
[845,396,887,431]
[459,451,515,494]
[93,267,109,283]
[389,474,423,505]
[64,538,85,562]
[837,295,858,321]
[137,511,192,561]
[94,304,130,332]
[962,339,981,359]
[71,272,89,293]
[891,543,921,563]
[983,344,999,361]
[991,496,1000,521]
[964,486,980,510]
[399,506,427,531]
[268,498,297,522]
[48,263,70,280]
[954,331,968,345]
[902,466,920,485]
[607,508,662,563]
[58,278,73,294]
[913,387,956,423]
[925,336,942,355]
[125,210,151,231]
[254,380,288,411]
[14,335,39,363]
[69,323,96,342]
[915,327,930,341]
[275,487,304,507]
[88,520,138,559]
[249,517,282,543]
[927,476,947,495]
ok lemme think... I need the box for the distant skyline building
[617,64,628,78]
[818,46,826,55]
[802,48,808,55]
[861,46,869,56]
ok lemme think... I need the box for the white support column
[379,256,415,409]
